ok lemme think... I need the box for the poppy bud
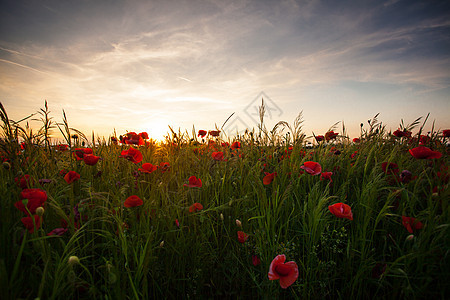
[160,241,165,248]
[68,256,80,266]
[406,234,415,242]
[236,219,242,227]
[2,161,10,170]
[228,200,233,206]
[36,207,45,217]
[220,213,224,221]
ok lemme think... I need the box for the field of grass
[0,102,448,299]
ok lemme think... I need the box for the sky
[1,0,449,141]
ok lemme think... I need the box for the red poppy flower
[124,195,143,208]
[443,129,450,137]
[252,255,261,266]
[198,130,207,138]
[15,188,48,216]
[315,135,324,142]
[73,148,93,160]
[393,129,412,138]
[122,132,144,145]
[139,132,149,139]
[189,202,203,213]
[64,171,80,184]
[381,162,399,175]
[402,216,423,233]
[159,162,170,173]
[184,176,202,188]
[21,215,41,233]
[209,130,220,137]
[350,151,358,159]
[120,147,143,163]
[263,172,277,185]
[300,161,322,176]
[237,231,249,243]
[268,254,299,289]
[83,154,100,166]
[47,227,68,236]
[419,135,430,145]
[139,163,158,174]
[320,172,333,182]
[325,131,338,141]
[353,138,360,143]
[56,144,69,152]
[328,203,353,220]
[212,151,224,161]
[231,141,241,149]
[409,146,442,159]
[175,219,180,228]
[15,175,34,189]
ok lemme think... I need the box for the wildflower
[409,146,442,159]
[73,148,93,160]
[64,171,80,184]
[175,219,180,228]
[320,172,333,182]
[231,141,241,149]
[325,131,338,141]
[15,189,48,216]
[399,170,413,183]
[263,172,277,185]
[328,203,353,220]
[353,138,361,143]
[300,161,322,176]
[212,151,224,161]
[15,174,34,189]
[83,154,100,166]
[159,162,170,173]
[124,195,143,208]
[393,129,411,138]
[350,151,358,159]
[419,135,430,145]
[401,216,423,233]
[237,231,249,243]
[268,254,299,289]
[209,130,220,137]
[56,144,69,152]
[47,228,68,236]
[139,132,149,140]
[443,129,450,138]
[21,215,41,233]
[381,162,399,175]
[315,135,324,142]
[189,202,203,213]
[138,163,158,174]
[123,132,144,145]
[252,255,261,266]
[184,176,202,188]
[198,130,207,138]
[120,147,143,163]
[235,219,242,227]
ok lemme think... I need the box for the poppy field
[0,102,449,299]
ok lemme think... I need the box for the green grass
[0,102,449,299]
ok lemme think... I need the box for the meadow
[0,102,448,299]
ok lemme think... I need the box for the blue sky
[1,0,449,140]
